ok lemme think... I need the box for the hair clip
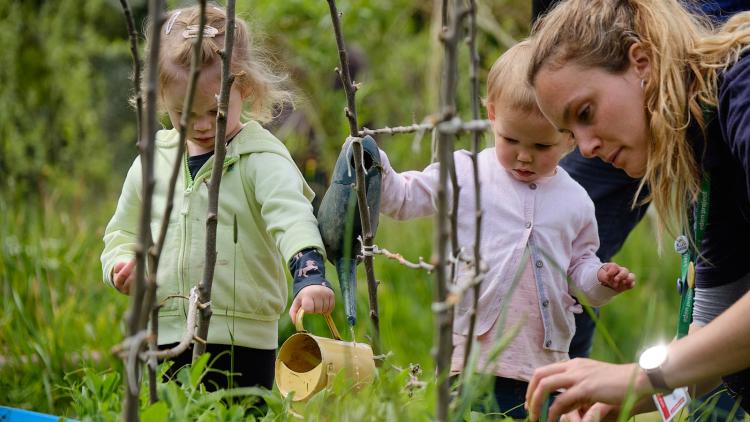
[165,10,182,35]
[182,25,219,39]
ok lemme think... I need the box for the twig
[446,272,485,306]
[358,118,491,137]
[123,0,164,419]
[145,0,208,397]
[145,288,201,360]
[358,236,435,272]
[118,0,142,144]
[325,0,382,355]
[125,331,149,396]
[359,123,433,136]
[193,0,236,361]
[437,117,491,134]
[149,0,208,318]
[433,1,468,420]
[461,0,485,383]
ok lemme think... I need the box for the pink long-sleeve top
[379,148,617,354]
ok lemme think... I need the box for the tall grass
[0,187,720,421]
[1,190,129,416]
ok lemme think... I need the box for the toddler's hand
[597,263,635,292]
[289,285,335,320]
[112,259,136,295]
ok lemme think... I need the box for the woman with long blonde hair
[522,0,750,419]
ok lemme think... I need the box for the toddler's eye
[505,138,519,145]
[535,144,552,150]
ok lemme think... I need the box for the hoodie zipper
[179,152,240,312]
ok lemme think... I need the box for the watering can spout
[335,258,358,326]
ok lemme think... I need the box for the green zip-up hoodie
[101,121,325,349]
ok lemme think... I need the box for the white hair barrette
[182,25,219,39]
[165,10,181,35]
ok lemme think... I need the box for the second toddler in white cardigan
[378,40,635,417]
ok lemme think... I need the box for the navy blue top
[694,51,750,288]
[696,0,749,23]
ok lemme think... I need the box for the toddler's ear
[487,101,496,121]
[557,132,576,154]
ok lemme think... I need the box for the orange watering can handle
[295,309,342,340]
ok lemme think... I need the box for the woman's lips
[606,148,622,166]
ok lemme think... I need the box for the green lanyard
[676,173,711,338]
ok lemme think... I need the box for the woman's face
[532,55,651,178]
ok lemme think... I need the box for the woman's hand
[526,358,645,421]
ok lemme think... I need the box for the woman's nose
[576,130,602,159]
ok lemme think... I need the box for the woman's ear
[628,43,651,80]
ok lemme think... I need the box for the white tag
[652,387,691,422]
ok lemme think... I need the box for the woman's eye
[578,105,592,123]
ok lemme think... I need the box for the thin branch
[193,0,236,361]
[118,0,143,145]
[461,0,485,383]
[446,271,485,306]
[326,0,359,135]
[325,0,382,355]
[359,123,433,136]
[359,118,491,137]
[117,0,149,339]
[358,237,435,272]
[434,1,468,420]
[123,0,164,419]
[143,1,208,395]
[144,288,201,360]
[149,0,208,310]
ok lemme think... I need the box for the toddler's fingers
[325,294,335,313]
[121,260,136,277]
[114,261,126,274]
[303,295,323,314]
[289,297,301,320]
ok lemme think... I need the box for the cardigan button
[529,183,537,190]
[542,299,549,307]
[525,221,532,229]
[545,340,552,348]
[535,260,543,268]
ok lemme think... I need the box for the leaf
[190,352,212,388]
[141,401,169,422]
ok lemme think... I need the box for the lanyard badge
[652,173,711,422]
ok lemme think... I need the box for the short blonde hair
[142,3,291,123]
[486,40,539,114]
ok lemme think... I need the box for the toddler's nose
[193,116,212,132]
